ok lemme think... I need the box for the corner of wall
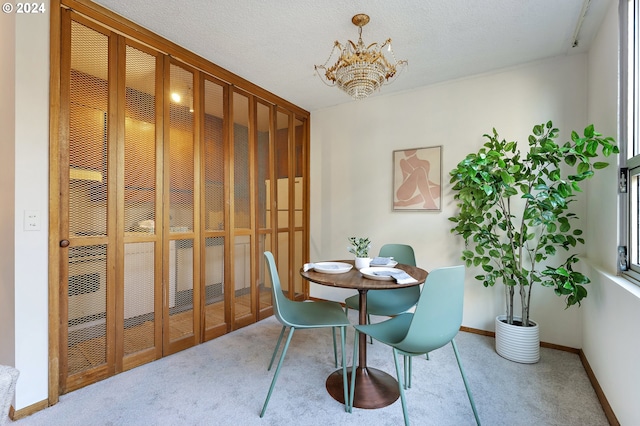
[0,0,16,368]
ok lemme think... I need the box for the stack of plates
[312,262,353,274]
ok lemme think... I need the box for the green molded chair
[345,244,419,343]
[260,251,352,417]
[350,265,480,426]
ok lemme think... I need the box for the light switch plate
[24,210,41,231]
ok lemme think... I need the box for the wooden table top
[299,260,428,290]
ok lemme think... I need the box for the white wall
[3,4,51,410]
[585,2,640,425]
[310,54,591,348]
[0,0,17,369]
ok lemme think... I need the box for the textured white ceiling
[91,0,612,112]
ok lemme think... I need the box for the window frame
[620,0,640,284]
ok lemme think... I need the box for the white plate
[313,262,353,274]
[368,260,398,267]
[360,267,405,281]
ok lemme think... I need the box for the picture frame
[392,145,442,211]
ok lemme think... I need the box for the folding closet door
[272,110,287,297]
[62,16,114,391]
[202,76,228,340]
[256,100,274,318]
[165,60,200,354]
[121,40,163,370]
[61,13,165,390]
[292,116,307,298]
[56,2,309,394]
[230,89,256,328]
[271,109,308,301]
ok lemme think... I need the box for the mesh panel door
[169,239,194,341]
[256,101,273,312]
[169,64,194,232]
[123,243,155,356]
[203,79,224,232]
[204,237,225,332]
[123,43,158,359]
[293,117,306,296]
[168,63,195,343]
[203,78,226,335]
[233,91,253,321]
[275,110,291,298]
[67,245,107,376]
[66,19,109,379]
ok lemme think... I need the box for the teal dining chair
[349,265,481,426]
[344,244,420,342]
[260,251,352,417]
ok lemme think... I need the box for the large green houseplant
[448,121,618,334]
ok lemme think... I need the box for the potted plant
[448,121,618,363]
[348,237,372,269]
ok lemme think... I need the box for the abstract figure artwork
[393,146,442,211]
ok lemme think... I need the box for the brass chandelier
[314,14,407,100]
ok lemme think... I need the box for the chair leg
[367,314,373,344]
[332,327,338,368]
[407,355,413,389]
[260,327,295,417]
[331,326,347,367]
[349,329,360,413]
[451,339,481,426]
[340,326,349,413]
[268,326,286,371]
[392,348,410,426]
[403,355,409,389]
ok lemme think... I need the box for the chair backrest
[264,251,296,327]
[396,265,465,354]
[379,244,416,266]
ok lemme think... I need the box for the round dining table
[300,260,428,409]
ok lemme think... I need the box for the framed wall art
[392,146,442,211]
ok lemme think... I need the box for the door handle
[60,239,70,248]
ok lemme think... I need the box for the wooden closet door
[274,109,295,299]
[62,15,114,392]
[230,89,256,328]
[120,40,163,370]
[202,77,228,341]
[164,60,200,354]
[256,100,274,318]
[55,2,309,396]
[61,14,164,391]
[292,116,307,298]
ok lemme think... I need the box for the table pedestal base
[326,366,400,409]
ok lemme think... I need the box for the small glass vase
[355,257,371,270]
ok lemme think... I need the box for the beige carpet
[12,314,608,426]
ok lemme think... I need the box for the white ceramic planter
[495,315,540,364]
[354,257,371,270]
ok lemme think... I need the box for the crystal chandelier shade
[315,14,407,100]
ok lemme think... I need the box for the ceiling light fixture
[314,14,407,100]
